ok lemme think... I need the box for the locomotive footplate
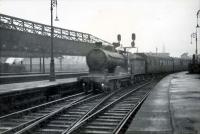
[78,74,132,93]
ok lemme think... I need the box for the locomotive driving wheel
[106,80,121,92]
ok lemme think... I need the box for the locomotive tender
[79,47,190,93]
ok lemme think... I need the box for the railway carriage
[181,58,191,71]
[136,53,173,74]
[173,58,181,72]
[173,58,190,72]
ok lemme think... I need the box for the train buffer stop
[126,71,200,134]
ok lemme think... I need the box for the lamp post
[50,0,59,81]
[195,9,200,55]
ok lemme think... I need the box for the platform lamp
[50,0,59,81]
[191,33,196,44]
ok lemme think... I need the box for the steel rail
[113,90,151,134]
[66,81,155,134]
[61,80,152,134]
[15,81,151,134]
[61,89,121,134]
[15,93,105,134]
[0,92,91,134]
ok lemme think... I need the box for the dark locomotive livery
[79,47,191,93]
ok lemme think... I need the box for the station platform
[0,77,77,96]
[0,72,87,84]
[126,72,200,134]
[0,77,81,116]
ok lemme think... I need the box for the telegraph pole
[196,10,200,55]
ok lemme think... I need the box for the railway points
[0,93,90,133]
[9,79,157,134]
[66,80,158,134]
[16,93,105,134]
[125,71,200,134]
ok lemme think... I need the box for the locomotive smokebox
[86,48,126,73]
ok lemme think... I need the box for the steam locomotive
[79,46,191,93]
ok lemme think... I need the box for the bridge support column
[42,55,45,73]
[30,57,32,72]
[59,57,63,71]
[39,57,42,73]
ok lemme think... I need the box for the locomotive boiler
[86,48,127,73]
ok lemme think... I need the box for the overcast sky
[0,0,199,57]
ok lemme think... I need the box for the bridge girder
[0,14,112,58]
[0,28,95,57]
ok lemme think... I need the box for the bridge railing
[0,14,111,46]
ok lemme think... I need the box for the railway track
[15,93,107,134]
[13,80,155,134]
[0,93,92,134]
[66,81,156,134]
